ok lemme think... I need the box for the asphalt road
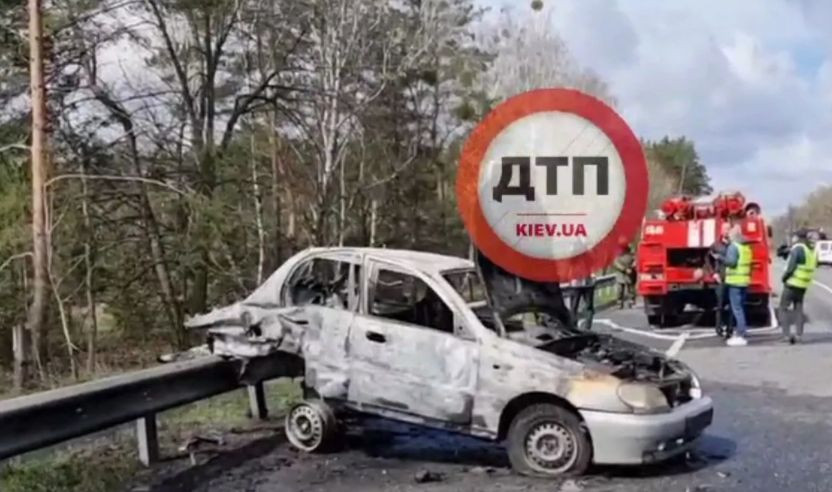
[139,261,832,492]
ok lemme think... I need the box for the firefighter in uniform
[724,225,752,346]
[780,228,818,344]
[613,245,636,309]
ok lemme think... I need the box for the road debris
[686,485,713,492]
[414,469,444,483]
[558,479,583,492]
[179,433,225,453]
[157,344,212,363]
[717,471,731,478]
[178,433,226,465]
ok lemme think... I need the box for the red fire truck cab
[637,191,772,327]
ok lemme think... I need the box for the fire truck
[636,191,773,327]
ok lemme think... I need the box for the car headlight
[689,372,703,399]
[617,383,670,412]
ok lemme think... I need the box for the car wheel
[506,404,592,477]
[285,399,338,453]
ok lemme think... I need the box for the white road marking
[665,332,689,357]
[812,279,832,296]
[595,305,779,342]
[594,318,715,341]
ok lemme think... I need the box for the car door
[280,252,362,400]
[346,259,478,424]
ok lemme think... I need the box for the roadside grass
[0,378,302,492]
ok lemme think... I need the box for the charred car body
[185,247,713,477]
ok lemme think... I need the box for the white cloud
[478,0,832,216]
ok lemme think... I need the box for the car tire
[506,403,592,478]
[285,399,339,453]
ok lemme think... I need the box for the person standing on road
[613,245,636,309]
[706,232,731,338]
[779,228,818,344]
[724,225,752,347]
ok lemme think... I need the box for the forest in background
[0,0,711,391]
[770,187,832,248]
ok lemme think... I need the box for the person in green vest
[724,224,752,346]
[779,228,817,344]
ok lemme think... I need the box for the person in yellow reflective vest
[724,225,752,346]
[779,228,818,344]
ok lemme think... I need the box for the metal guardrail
[591,274,619,310]
[0,275,621,467]
[0,354,303,465]
[560,273,619,308]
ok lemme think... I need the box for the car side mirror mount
[454,312,476,341]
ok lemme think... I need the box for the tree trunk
[338,155,346,246]
[269,120,283,265]
[250,120,265,284]
[369,198,378,247]
[189,10,218,316]
[27,0,48,382]
[80,163,98,375]
[12,324,28,393]
[270,115,295,261]
[49,269,77,380]
[88,80,186,347]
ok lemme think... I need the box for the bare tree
[138,0,307,314]
[479,5,615,105]
[646,156,676,216]
[289,0,448,245]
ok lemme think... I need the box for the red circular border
[456,88,648,282]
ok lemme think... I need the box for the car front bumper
[579,396,714,465]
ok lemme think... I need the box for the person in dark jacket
[779,229,818,344]
[706,232,731,337]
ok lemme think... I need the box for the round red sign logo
[456,88,648,282]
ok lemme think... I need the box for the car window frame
[280,252,363,312]
[441,267,489,306]
[363,258,475,341]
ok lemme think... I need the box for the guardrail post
[136,414,159,466]
[247,383,268,420]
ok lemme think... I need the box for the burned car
[185,247,713,477]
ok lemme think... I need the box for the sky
[478,0,832,216]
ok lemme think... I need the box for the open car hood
[473,248,582,335]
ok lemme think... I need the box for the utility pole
[26,0,48,382]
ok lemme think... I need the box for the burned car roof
[307,247,475,273]
[184,247,476,330]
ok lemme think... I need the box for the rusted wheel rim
[524,421,577,474]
